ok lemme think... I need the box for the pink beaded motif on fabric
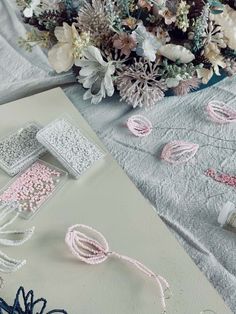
[205,169,236,187]
[0,161,63,216]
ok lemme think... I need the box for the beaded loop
[65,224,170,313]
[65,224,109,265]
[127,115,153,137]
[161,141,199,164]
[207,101,236,124]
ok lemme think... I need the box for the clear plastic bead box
[0,122,47,176]
[36,116,106,179]
[0,160,68,220]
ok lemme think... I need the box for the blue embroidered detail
[0,286,67,314]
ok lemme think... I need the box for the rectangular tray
[36,116,105,179]
[0,159,68,220]
[0,122,47,176]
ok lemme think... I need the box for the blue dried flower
[0,287,67,314]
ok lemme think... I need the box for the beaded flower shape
[0,286,67,314]
[207,101,236,124]
[0,202,34,273]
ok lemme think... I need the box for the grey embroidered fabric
[1,0,236,312]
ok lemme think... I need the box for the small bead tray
[36,117,105,179]
[0,160,68,220]
[0,122,47,176]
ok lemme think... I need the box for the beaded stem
[127,114,236,144]
[65,224,170,313]
[0,202,34,273]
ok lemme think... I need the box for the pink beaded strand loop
[161,141,199,164]
[207,101,236,124]
[127,115,153,137]
[65,224,170,313]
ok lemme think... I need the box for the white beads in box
[36,117,105,179]
[0,123,46,176]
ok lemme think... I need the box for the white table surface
[0,88,232,314]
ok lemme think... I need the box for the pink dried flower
[172,77,201,96]
[113,33,137,57]
[156,27,171,44]
[138,0,152,11]
[116,59,167,108]
[159,9,176,25]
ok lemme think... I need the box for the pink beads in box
[0,160,67,219]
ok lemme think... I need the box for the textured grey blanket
[1,0,236,312]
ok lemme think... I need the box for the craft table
[0,88,232,313]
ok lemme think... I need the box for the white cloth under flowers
[1,0,236,312]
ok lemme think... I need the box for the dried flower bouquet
[17,0,236,108]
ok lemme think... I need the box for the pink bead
[205,169,236,188]
[0,161,61,213]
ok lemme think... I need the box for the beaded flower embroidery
[207,101,236,123]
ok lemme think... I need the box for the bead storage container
[218,201,236,232]
[36,116,106,179]
[0,122,47,176]
[0,160,68,220]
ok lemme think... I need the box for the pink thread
[0,161,61,213]
[65,224,170,313]
[161,141,199,164]
[207,101,236,124]
[205,169,236,187]
[127,115,153,137]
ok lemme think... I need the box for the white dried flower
[48,23,90,73]
[159,44,195,63]
[23,0,41,17]
[76,46,116,104]
[132,23,162,62]
[116,59,167,108]
[211,4,236,51]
